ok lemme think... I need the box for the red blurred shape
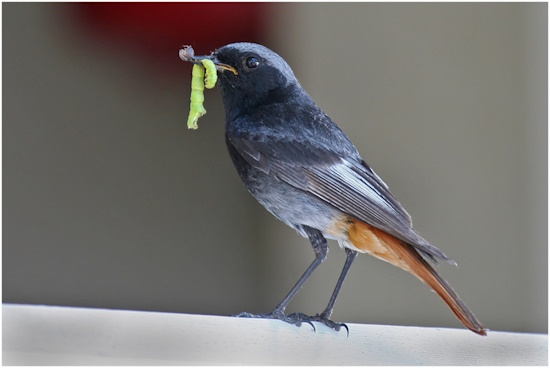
[77,3,268,57]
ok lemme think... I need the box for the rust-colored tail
[348,219,487,336]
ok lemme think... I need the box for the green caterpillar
[187,59,217,130]
[202,59,217,89]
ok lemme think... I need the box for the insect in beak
[179,46,238,75]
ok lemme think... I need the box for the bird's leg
[272,226,328,314]
[302,247,358,334]
[234,226,328,330]
[322,247,358,318]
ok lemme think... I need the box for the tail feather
[348,219,487,336]
[381,231,487,336]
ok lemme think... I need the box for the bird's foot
[234,311,348,335]
[288,312,349,336]
[233,310,316,330]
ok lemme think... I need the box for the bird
[180,42,487,336]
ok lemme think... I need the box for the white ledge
[3,304,547,365]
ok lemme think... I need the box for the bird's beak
[179,47,238,75]
[211,58,239,75]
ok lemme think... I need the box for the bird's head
[181,43,302,120]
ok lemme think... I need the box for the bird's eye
[245,56,260,69]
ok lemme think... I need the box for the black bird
[180,42,486,336]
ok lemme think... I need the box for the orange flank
[347,218,487,336]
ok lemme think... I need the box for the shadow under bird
[179,42,487,336]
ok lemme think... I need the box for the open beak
[179,46,238,75]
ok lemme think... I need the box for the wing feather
[229,135,453,263]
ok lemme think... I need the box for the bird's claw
[289,312,349,336]
[233,310,316,331]
[234,311,348,335]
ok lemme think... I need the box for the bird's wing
[229,135,453,263]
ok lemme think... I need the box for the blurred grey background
[4,3,547,334]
